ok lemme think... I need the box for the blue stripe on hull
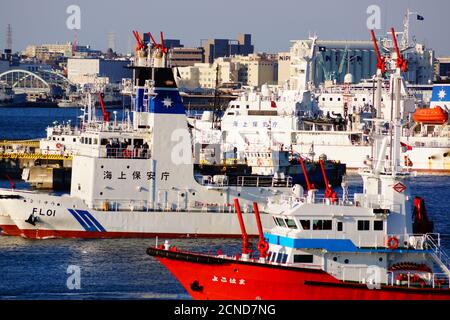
[68,209,107,232]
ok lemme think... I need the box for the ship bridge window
[312,219,332,230]
[337,221,343,231]
[227,112,235,115]
[93,138,98,145]
[285,218,297,229]
[270,252,277,263]
[275,217,286,227]
[357,220,370,231]
[276,253,288,264]
[300,220,310,230]
[293,254,314,263]
[101,139,109,145]
[374,220,384,231]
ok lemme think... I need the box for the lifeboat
[413,106,448,124]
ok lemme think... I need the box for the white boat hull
[0,189,274,239]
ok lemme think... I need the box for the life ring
[56,143,62,149]
[387,236,399,249]
[257,241,269,252]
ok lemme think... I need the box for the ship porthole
[234,268,238,272]
[344,259,349,264]
[379,257,383,262]
[333,257,337,262]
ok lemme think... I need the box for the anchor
[25,214,38,226]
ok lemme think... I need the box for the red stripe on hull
[0,224,22,236]
[8,228,249,239]
[151,249,450,300]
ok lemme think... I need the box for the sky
[1,0,449,56]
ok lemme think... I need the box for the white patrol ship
[0,31,295,239]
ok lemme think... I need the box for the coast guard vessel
[146,31,450,299]
[0,31,295,239]
[193,29,449,173]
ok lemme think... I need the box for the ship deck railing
[280,192,396,209]
[91,199,265,214]
[341,266,450,289]
[99,147,151,159]
[197,175,293,188]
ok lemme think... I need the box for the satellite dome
[344,73,353,84]
[261,84,271,97]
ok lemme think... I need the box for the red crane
[319,159,337,203]
[132,30,145,51]
[234,198,252,255]
[370,29,386,75]
[98,93,110,122]
[147,31,168,54]
[390,27,408,73]
[298,155,314,191]
[252,202,269,259]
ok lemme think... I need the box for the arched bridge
[0,69,74,94]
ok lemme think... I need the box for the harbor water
[0,107,449,299]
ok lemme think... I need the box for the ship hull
[0,189,274,239]
[148,247,450,300]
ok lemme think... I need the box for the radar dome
[292,184,304,198]
[344,73,353,84]
[261,84,271,97]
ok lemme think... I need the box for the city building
[23,43,73,60]
[277,51,291,85]
[67,58,132,85]
[176,53,276,90]
[141,34,183,49]
[169,47,204,67]
[435,56,450,80]
[282,38,434,87]
[202,33,253,63]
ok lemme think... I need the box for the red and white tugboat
[146,28,450,300]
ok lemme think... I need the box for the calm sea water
[0,107,449,300]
